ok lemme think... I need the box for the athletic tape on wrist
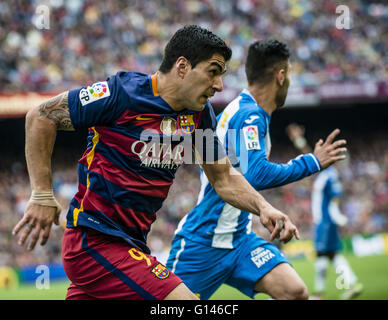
[30,190,62,214]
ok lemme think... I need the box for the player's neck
[155,71,185,111]
[247,85,277,116]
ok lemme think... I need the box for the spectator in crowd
[0,0,387,93]
[0,0,387,268]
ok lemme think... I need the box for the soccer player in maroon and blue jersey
[13,25,299,300]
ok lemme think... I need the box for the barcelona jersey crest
[179,115,195,134]
[151,263,170,279]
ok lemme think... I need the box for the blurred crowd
[0,133,387,268]
[0,0,387,268]
[0,0,387,93]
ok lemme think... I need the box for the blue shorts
[166,232,289,300]
[314,223,342,254]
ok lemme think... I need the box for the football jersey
[311,166,344,225]
[175,89,322,249]
[66,71,224,253]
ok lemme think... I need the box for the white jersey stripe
[171,237,186,273]
[311,172,330,224]
[210,97,244,248]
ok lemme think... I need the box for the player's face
[181,53,226,111]
[275,62,291,108]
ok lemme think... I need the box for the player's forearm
[25,107,57,191]
[25,91,73,191]
[208,165,271,216]
[249,155,321,190]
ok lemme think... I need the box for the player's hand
[12,202,60,251]
[313,128,347,170]
[259,205,300,243]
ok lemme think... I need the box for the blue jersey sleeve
[234,111,321,190]
[193,102,226,164]
[68,74,128,130]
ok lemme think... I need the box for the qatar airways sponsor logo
[131,139,186,170]
[130,128,251,172]
[130,129,191,170]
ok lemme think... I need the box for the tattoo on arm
[39,91,74,131]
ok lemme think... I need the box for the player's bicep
[38,91,74,131]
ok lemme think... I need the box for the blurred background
[0,0,387,299]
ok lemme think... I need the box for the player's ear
[175,57,191,79]
[276,68,286,86]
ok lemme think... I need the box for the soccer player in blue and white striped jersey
[287,123,363,300]
[167,40,347,300]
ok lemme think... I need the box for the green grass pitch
[1,254,387,300]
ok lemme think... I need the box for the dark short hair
[159,25,232,73]
[245,39,290,85]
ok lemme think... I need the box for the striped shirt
[66,71,223,253]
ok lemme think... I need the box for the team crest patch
[179,115,195,134]
[243,125,260,150]
[160,117,177,136]
[151,263,170,279]
[79,81,110,106]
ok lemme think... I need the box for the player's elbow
[212,165,239,191]
[202,159,234,191]
[25,105,56,133]
[25,106,37,126]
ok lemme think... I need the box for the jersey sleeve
[234,111,321,190]
[193,102,226,164]
[67,74,127,130]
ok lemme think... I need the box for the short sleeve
[68,74,127,130]
[239,112,265,154]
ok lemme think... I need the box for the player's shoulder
[102,71,154,102]
[111,70,150,92]
[234,90,266,124]
[217,91,266,134]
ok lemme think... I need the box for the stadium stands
[0,0,387,272]
[0,0,386,93]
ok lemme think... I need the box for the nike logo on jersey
[245,115,259,124]
[136,116,154,121]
